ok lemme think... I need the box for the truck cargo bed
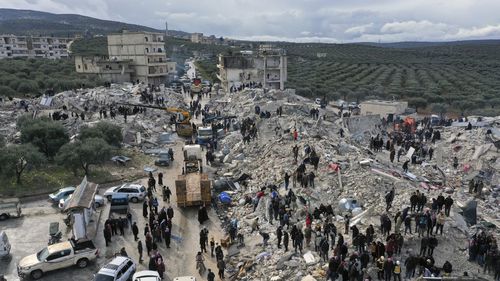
[175,173,211,207]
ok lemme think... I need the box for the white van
[0,231,11,257]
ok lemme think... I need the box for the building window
[145,37,149,42]
[145,48,149,53]
[84,64,88,70]
[77,65,81,69]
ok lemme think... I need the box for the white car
[133,270,161,281]
[58,194,105,211]
[94,256,136,281]
[103,183,147,203]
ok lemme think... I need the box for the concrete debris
[2,83,500,280]
[0,83,187,152]
[204,88,499,280]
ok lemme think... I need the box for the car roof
[126,183,143,189]
[58,187,76,192]
[111,193,129,199]
[173,277,196,281]
[133,270,160,280]
[98,256,132,275]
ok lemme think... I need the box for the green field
[279,42,500,115]
[186,40,500,116]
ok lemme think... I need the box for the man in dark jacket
[132,222,139,241]
[444,196,454,216]
[207,269,215,281]
[443,260,452,276]
[282,231,289,252]
[276,226,283,248]
[428,236,438,256]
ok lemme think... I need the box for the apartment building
[74,55,134,83]
[107,31,172,85]
[217,44,287,91]
[0,34,72,59]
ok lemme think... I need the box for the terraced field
[281,42,500,115]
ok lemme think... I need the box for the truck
[175,145,211,207]
[196,126,213,145]
[17,239,98,280]
[108,193,130,227]
[0,197,22,220]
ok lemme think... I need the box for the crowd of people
[217,109,499,281]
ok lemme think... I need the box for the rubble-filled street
[1,81,499,281]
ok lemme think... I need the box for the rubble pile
[0,83,188,150]
[207,88,499,280]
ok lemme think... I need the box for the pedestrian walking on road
[103,227,111,246]
[137,240,143,262]
[132,222,139,241]
[143,200,148,218]
[207,269,215,281]
[158,172,163,186]
[210,237,215,257]
[163,186,171,203]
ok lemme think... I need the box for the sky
[2,0,500,43]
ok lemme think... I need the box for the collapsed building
[1,83,499,280]
[203,88,499,280]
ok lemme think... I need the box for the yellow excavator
[116,103,193,137]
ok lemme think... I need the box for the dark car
[154,151,171,166]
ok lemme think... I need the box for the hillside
[265,41,500,116]
[0,8,188,37]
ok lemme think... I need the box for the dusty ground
[0,140,222,281]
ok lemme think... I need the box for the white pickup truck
[17,239,98,280]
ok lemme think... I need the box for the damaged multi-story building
[217,44,287,91]
[75,31,176,85]
[0,34,72,59]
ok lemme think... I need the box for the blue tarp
[219,192,231,204]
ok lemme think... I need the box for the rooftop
[64,176,98,211]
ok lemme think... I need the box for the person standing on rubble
[444,195,453,216]
[390,149,395,163]
[292,145,299,163]
[308,171,315,188]
[397,147,404,162]
[402,160,409,173]
[276,225,283,248]
[385,187,395,212]
[344,214,350,235]
[284,172,290,189]
[453,156,459,169]
[435,211,445,235]
[283,230,289,252]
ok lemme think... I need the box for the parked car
[133,270,161,281]
[154,151,171,166]
[58,194,105,211]
[94,256,136,281]
[49,187,76,204]
[17,239,98,280]
[0,197,22,221]
[103,183,147,203]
